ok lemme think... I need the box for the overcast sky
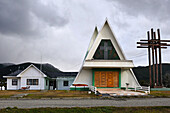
[0,0,170,71]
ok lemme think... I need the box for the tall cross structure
[100,41,112,59]
[137,28,170,88]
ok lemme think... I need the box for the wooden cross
[137,28,170,88]
[100,41,112,59]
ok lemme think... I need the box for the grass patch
[0,106,169,113]
[0,90,41,98]
[1,90,170,99]
[150,91,170,97]
[25,90,96,99]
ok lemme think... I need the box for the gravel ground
[0,98,169,109]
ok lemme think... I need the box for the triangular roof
[17,64,47,77]
[84,27,98,59]
[86,19,126,60]
[87,26,98,53]
[2,63,78,78]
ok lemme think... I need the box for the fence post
[2,86,5,90]
[148,86,150,94]
[94,87,97,94]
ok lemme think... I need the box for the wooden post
[137,28,170,88]
[157,29,162,86]
[154,32,159,86]
[151,28,155,87]
[147,31,152,87]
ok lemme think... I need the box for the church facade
[70,20,140,90]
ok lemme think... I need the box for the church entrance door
[94,71,119,88]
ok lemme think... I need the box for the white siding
[121,69,140,88]
[57,77,75,90]
[20,67,45,90]
[73,69,92,86]
[7,78,19,90]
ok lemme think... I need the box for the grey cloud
[0,0,69,37]
[0,0,170,70]
[31,1,68,27]
[110,0,170,21]
[0,0,32,36]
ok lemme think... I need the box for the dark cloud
[0,0,69,37]
[0,0,32,36]
[31,1,68,27]
[111,0,170,21]
[0,0,170,70]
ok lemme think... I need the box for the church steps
[97,88,147,96]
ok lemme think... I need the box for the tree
[163,73,170,87]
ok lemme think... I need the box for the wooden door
[100,72,107,87]
[107,72,114,87]
[113,71,119,87]
[94,72,100,87]
[94,71,119,87]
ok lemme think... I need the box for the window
[46,80,48,86]
[93,40,120,60]
[63,81,69,86]
[12,79,18,85]
[27,79,38,85]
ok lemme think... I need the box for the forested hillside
[133,64,170,87]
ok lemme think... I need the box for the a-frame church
[70,20,140,91]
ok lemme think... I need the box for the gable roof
[17,64,47,77]
[86,19,126,60]
[87,26,98,53]
[3,63,78,78]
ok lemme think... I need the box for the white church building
[70,20,140,91]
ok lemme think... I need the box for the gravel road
[0,98,169,109]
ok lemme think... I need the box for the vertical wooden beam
[154,32,159,86]
[151,28,155,87]
[147,31,152,87]
[157,29,162,86]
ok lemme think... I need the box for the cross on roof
[100,41,112,59]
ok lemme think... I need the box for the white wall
[57,77,75,90]
[121,69,140,88]
[121,70,129,87]
[7,78,19,90]
[73,68,140,89]
[20,67,45,90]
[73,69,92,86]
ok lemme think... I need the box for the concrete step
[97,88,147,96]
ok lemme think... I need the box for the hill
[132,63,170,87]
[0,62,62,79]
[0,62,170,87]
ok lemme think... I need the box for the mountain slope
[0,62,62,79]
[132,63,170,87]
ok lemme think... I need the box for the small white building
[3,64,77,90]
[3,64,48,90]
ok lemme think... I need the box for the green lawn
[0,90,41,98]
[150,91,170,97]
[0,106,169,113]
[0,90,97,98]
[0,90,170,99]
[26,90,97,99]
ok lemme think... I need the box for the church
[70,19,140,91]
